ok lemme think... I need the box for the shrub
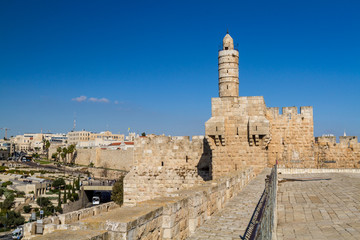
[52,178,65,189]
[1,181,12,188]
[0,211,24,228]
[111,176,124,205]
[23,205,31,213]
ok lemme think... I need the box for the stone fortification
[205,33,359,178]
[266,106,315,168]
[124,135,212,206]
[30,167,253,240]
[75,148,133,171]
[314,136,360,168]
[133,135,211,170]
[206,96,269,178]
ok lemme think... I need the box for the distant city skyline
[1,0,359,140]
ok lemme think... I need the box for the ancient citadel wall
[206,96,269,178]
[124,135,212,206]
[266,106,315,168]
[133,135,211,170]
[27,168,254,240]
[314,136,360,168]
[74,148,133,171]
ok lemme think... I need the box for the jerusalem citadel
[25,33,360,240]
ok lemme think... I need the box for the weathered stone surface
[277,172,360,239]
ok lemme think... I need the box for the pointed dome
[223,33,234,50]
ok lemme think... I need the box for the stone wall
[124,135,212,206]
[31,167,253,240]
[75,148,133,171]
[134,135,211,171]
[206,96,269,178]
[124,167,206,206]
[314,136,360,168]
[23,202,118,239]
[267,106,315,168]
[99,167,253,239]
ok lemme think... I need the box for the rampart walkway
[187,168,271,240]
[277,172,360,240]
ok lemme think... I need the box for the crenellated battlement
[267,106,313,119]
[315,135,359,145]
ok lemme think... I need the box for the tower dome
[218,33,239,97]
[223,33,234,50]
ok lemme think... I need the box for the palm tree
[62,147,68,164]
[56,147,62,162]
[60,152,66,163]
[45,140,51,159]
[67,144,76,164]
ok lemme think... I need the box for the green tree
[56,146,62,161]
[1,181,12,188]
[63,188,67,203]
[36,197,51,208]
[23,205,31,213]
[0,211,25,228]
[43,139,51,159]
[0,193,15,211]
[67,144,76,164]
[58,190,61,207]
[72,181,75,194]
[62,147,68,164]
[52,178,65,189]
[52,152,58,160]
[76,176,80,190]
[111,176,124,205]
[141,132,146,136]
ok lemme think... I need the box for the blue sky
[0,0,359,139]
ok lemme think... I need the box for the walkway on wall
[187,168,271,240]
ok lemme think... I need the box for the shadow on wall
[197,138,212,181]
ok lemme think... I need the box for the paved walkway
[277,172,360,240]
[187,168,270,240]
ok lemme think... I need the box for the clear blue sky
[0,0,359,139]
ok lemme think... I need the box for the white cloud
[88,97,110,103]
[72,96,87,102]
[114,100,119,104]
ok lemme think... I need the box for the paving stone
[187,169,270,239]
[277,172,360,240]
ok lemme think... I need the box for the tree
[0,193,15,211]
[111,176,124,205]
[36,197,51,208]
[62,147,68,164]
[76,176,80,190]
[52,152,58,160]
[72,181,75,194]
[52,178,65,189]
[56,147,62,161]
[58,190,61,207]
[32,152,40,159]
[63,187,67,203]
[36,197,55,217]
[67,144,76,164]
[23,205,31,213]
[141,132,146,136]
[0,211,25,228]
[43,139,51,159]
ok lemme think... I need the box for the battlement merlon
[315,136,359,144]
[266,106,313,118]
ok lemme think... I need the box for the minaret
[218,33,239,97]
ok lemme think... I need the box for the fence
[243,165,278,240]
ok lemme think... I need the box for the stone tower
[218,33,239,97]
